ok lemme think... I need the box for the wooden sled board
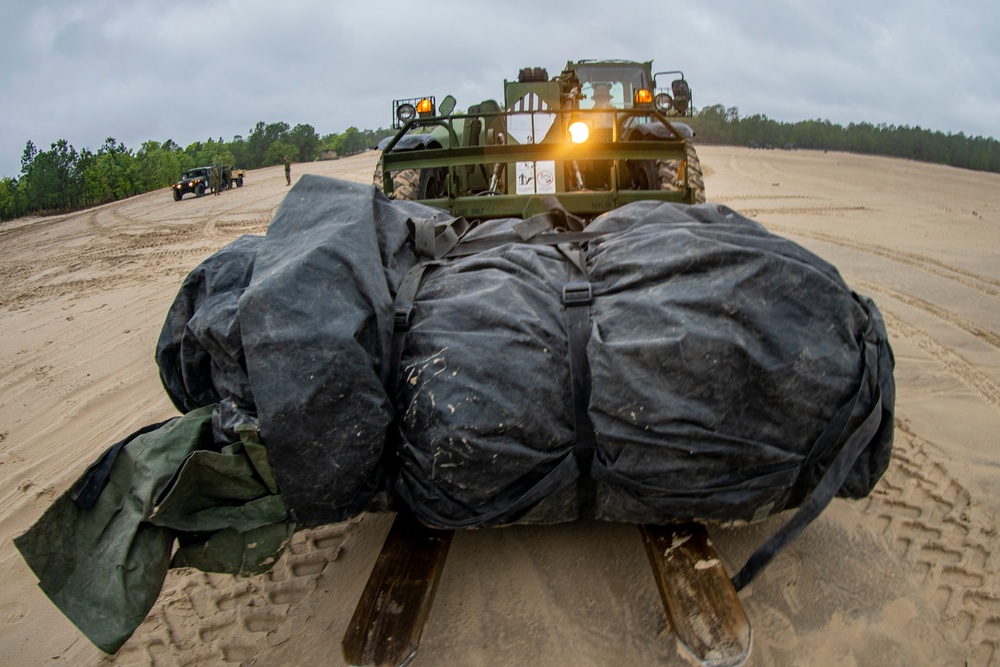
[640,523,752,667]
[341,511,453,667]
[343,515,750,667]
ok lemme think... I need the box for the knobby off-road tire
[372,163,447,201]
[657,143,706,204]
[173,189,182,202]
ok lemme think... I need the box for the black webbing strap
[389,216,470,397]
[394,455,580,528]
[730,334,883,590]
[410,216,471,259]
[445,230,608,259]
[388,209,600,519]
[561,245,598,517]
[385,218,469,485]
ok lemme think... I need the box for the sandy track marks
[110,521,358,666]
[0,192,279,309]
[865,421,999,666]
[0,208,93,242]
[0,250,207,309]
[765,223,1000,298]
[716,193,819,202]
[738,205,869,218]
[882,309,1000,410]
[855,279,1000,352]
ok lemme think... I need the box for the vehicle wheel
[626,160,657,191]
[388,167,449,201]
[172,189,181,201]
[656,143,706,204]
[237,176,243,187]
[196,184,206,197]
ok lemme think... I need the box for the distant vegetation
[1,122,394,221]
[2,108,998,222]
[687,105,1000,173]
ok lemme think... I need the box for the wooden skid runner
[640,523,752,667]
[342,511,453,667]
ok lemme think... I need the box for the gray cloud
[2,0,997,178]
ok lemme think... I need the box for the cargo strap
[388,207,600,523]
[560,246,597,516]
[385,217,469,487]
[389,216,470,402]
[730,321,884,590]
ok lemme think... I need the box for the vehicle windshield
[575,65,650,110]
[182,169,209,180]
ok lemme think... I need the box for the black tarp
[392,202,893,528]
[156,176,894,530]
[20,176,895,653]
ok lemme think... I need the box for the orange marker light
[634,89,653,106]
[416,98,434,115]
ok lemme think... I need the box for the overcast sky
[2,0,998,179]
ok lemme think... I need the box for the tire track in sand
[764,223,1000,298]
[864,420,999,667]
[880,309,1000,410]
[854,279,1000,352]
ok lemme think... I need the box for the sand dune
[0,147,997,666]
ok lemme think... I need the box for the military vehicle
[355,61,755,667]
[171,166,213,200]
[374,59,705,223]
[171,165,245,201]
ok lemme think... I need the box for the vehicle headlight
[396,103,416,124]
[654,93,673,113]
[568,121,590,144]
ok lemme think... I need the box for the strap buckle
[562,281,593,306]
[394,302,414,330]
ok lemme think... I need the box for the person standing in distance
[284,155,291,186]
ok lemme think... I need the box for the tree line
[3,108,998,222]
[686,105,1000,173]
[1,122,394,221]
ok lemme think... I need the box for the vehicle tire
[656,143,706,204]
[386,167,449,201]
[237,176,243,187]
[172,189,181,201]
[196,184,206,197]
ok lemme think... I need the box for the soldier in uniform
[211,166,221,195]
[284,155,291,186]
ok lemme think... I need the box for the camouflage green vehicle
[375,59,705,222]
[171,165,245,201]
[171,166,214,200]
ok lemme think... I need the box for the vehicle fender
[381,134,444,153]
[630,121,696,140]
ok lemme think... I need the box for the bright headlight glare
[569,121,590,143]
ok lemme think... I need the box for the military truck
[171,166,214,200]
[228,166,246,188]
[374,59,705,222]
[172,165,245,201]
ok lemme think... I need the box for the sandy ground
[0,147,998,666]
